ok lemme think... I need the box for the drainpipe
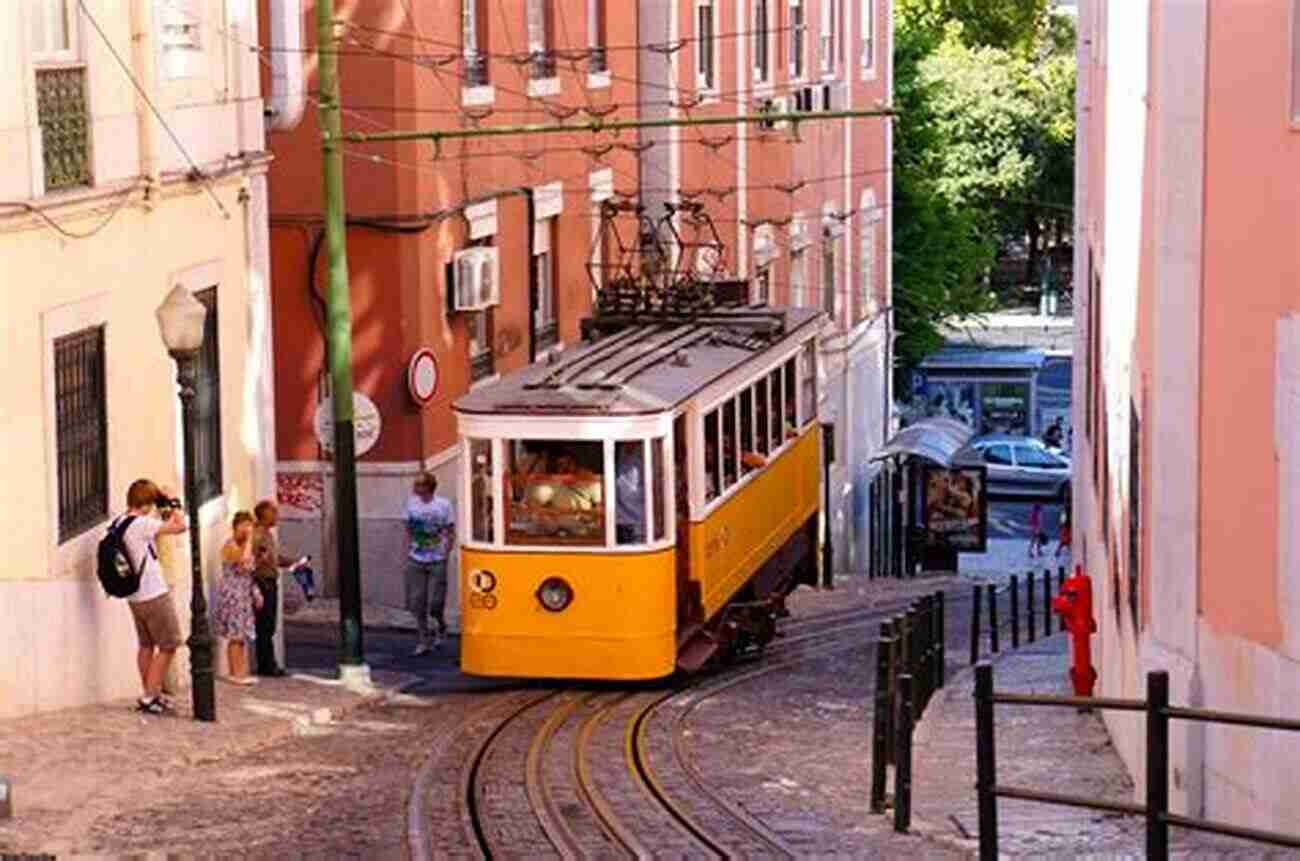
[129,0,160,197]
[267,0,306,131]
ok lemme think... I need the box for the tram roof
[454,306,824,417]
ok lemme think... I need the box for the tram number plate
[468,593,497,610]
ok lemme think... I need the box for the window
[588,0,608,73]
[722,399,739,489]
[696,0,716,92]
[615,440,647,544]
[533,220,557,351]
[463,0,489,85]
[526,0,555,79]
[820,0,838,75]
[768,367,783,450]
[753,265,771,305]
[469,438,495,542]
[469,311,494,382]
[790,248,806,306]
[739,388,756,474]
[789,0,806,79]
[755,377,771,457]
[983,444,1013,466]
[860,192,878,317]
[783,357,798,432]
[821,235,837,318]
[651,437,667,541]
[1014,445,1059,468]
[860,0,874,73]
[193,288,223,506]
[800,342,817,426]
[506,439,606,546]
[54,326,108,542]
[30,0,74,58]
[704,409,720,501]
[753,0,771,83]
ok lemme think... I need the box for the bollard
[887,615,903,765]
[1027,572,1036,643]
[988,584,1000,654]
[1043,570,1052,637]
[919,596,933,711]
[934,590,946,692]
[1057,567,1066,633]
[970,584,983,665]
[0,775,10,820]
[1010,575,1020,649]
[870,624,894,814]
[893,674,914,833]
[975,664,999,861]
[1146,671,1171,859]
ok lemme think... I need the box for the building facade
[262,1,641,621]
[639,0,894,576]
[0,0,275,717]
[1076,0,1300,829]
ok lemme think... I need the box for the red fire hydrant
[1052,564,1098,697]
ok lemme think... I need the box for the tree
[896,0,1051,53]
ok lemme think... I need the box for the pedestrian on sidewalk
[1027,502,1046,558]
[405,472,454,656]
[252,499,306,677]
[1055,506,1072,558]
[213,511,262,685]
[115,479,188,715]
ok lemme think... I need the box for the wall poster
[921,464,988,553]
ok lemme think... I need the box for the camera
[155,495,183,514]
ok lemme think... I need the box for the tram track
[413,586,974,859]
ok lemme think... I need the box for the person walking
[251,499,305,677]
[213,511,262,685]
[1027,502,1046,558]
[115,479,188,715]
[405,472,455,655]
[1055,506,1073,558]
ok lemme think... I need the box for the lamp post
[156,285,217,722]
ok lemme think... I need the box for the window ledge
[587,71,611,90]
[462,85,496,108]
[527,77,561,98]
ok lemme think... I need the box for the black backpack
[97,516,141,599]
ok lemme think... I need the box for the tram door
[673,415,700,627]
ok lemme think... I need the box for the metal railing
[869,590,946,832]
[975,664,1300,860]
[969,567,1067,665]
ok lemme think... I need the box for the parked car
[952,434,1072,500]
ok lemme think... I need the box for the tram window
[504,439,606,546]
[469,438,495,543]
[651,437,667,541]
[704,410,720,501]
[768,368,783,450]
[721,399,739,489]
[800,341,817,426]
[739,388,756,474]
[615,440,648,545]
[783,357,798,437]
[755,377,770,457]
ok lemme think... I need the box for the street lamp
[155,285,217,722]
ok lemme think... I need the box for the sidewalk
[0,671,397,856]
[909,635,1271,857]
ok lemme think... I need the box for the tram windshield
[505,440,607,546]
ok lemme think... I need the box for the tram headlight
[536,577,573,612]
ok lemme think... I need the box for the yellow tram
[454,306,824,680]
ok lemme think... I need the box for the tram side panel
[687,428,822,621]
[459,548,678,681]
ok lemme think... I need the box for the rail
[869,590,946,832]
[975,664,1300,860]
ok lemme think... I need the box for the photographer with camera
[115,478,188,715]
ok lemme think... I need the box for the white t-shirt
[114,514,169,603]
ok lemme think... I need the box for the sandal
[136,697,165,715]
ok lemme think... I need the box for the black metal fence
[969,567,1067,665]
[869,591,946,832]
[975,663,1300,860]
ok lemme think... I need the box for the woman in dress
[213,511,262,685]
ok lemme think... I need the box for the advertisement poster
[921,465,988,552]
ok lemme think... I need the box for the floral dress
[213,551,258,642]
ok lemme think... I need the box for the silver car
[952,434,1072,500]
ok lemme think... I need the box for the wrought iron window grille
[55,326,108,542]
[36,66,92,192]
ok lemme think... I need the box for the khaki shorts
[129,593,183,650]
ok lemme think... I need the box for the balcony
[36,67,91,192]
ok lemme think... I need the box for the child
[1055,507,1072,558]
[1028,502,1047,558]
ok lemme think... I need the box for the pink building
[1075,0,1300,829]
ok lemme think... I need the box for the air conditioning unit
[758,96,790,131]
[451,246,500,312]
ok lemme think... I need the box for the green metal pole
[317,0,364,669]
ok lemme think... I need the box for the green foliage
[891,5,1076,382]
